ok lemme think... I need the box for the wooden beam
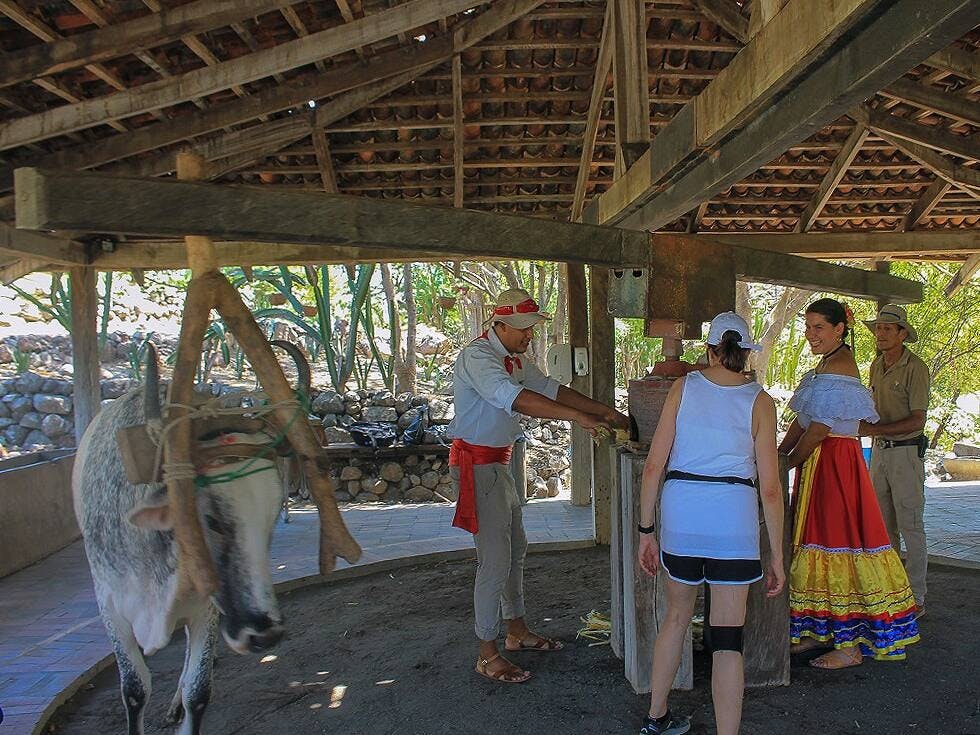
[796,121,868,232]
[705,230,980,259]
[945,253,980,296]
[903,179,951,231]
[611,0,650,170]
[311,128,339,194]
[0,220,88,265]
[729,244,922,303]
[0,0,484,151]
[570,0,613,222]
[452,54,464,209]
[863,106,980,163]
[590,0,980,231]
[747,0,789,39]
[691,0,749,44]
[0,0,545,190]
[69,267,101,444]
[14,168,650,268]
[0,257,47,284]
[588,262,615,544]
[567,262,592,507]
[882,78,980,128]
[925,46,980,83]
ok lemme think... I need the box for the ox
[73,342,310,734]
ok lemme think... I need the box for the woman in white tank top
[635,312,785,735]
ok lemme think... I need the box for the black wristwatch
[637,523,655,534]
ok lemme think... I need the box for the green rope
[193,390,310,489]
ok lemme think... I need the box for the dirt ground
[50,548,979,735]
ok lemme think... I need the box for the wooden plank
[611,0,650,169]
[883,78,980,128]
[311,128,339,194]
[925,46,980,83]
[865,121,980,195]
[69,267,101,444]
[796,121,868,232]
[14,168,651,268]
[945,253,980,296]
[567,262,592,508]
[903,179,951,231]
[864,106,980,163]
[696,0,879,148]
[705,230,979,259]
[0,0,484,151]
[589,263,616,544]
[0,0,544,189]
[691,0,749,44]
[0,220,88,265]
[0,257,47,284]
[598,0,980,231]
[729,244,923,303]
[452,54,464,209]
[571,0,612,223]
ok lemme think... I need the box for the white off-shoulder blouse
[788,370,879,437]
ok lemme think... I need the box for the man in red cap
[447,288,628,684]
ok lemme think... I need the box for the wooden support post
[589,264,615,544]
[68,266,101,445]
[568,262,592,507]
[875,261,891,312]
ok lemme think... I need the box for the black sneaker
[639,709,691,735]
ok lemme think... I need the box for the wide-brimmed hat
[488,288,551,329]
[863,304,918,343]
[706,311,762,351]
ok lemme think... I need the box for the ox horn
[268,340,312,400]
[144,342,162,422]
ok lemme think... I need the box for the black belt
[875,435,923,449]
[665,470,755,488]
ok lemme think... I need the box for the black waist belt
[665,470,755,488]
[875,435,923,449]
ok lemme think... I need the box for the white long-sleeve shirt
[447,329,560,447]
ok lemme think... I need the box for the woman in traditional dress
[637,312,785,735]
[780,298,919,669]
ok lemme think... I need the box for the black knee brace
[708,624,744,654]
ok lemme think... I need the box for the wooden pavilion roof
[0,0,978,282]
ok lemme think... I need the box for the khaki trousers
[452,461,527,640]
[870,445,927,605]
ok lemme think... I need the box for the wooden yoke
[167,151,360,596]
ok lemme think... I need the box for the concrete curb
[31,538,595,735]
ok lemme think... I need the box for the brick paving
[1,485,978,734]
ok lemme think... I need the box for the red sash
[449,439,513,534]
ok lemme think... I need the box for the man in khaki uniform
[859,305,930,614]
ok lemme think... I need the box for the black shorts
[660,550,763,586]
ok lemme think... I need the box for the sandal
[809,648,862,670]
[475,653,531,684]
[505,632,565,652]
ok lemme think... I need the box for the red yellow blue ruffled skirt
[790,437,919,660]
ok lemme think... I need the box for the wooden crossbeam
[945,253,980,296]
[14,168,650,268]
[925,46,980,83]
[866,124,980,195]
[691,0,749,44]
[796,121,868,232]
[903,178,951,230]
[707,230,980,259]
[588,0,980,231]
[611,0,650,170]
[882,78,980,128]
[0,220,87,265]
[311,128,338,194]
[863,106,980,163]
[570,0,613,222]
[0,0,484,151]
[0,0,544,190]
[0,256,48,284]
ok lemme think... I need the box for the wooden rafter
[708,230,980,259]
[570,0,614,222]
[311,128,338,194]
[903,178,952,231]
[0,0,484,151]
[452,55,464,209]
[881,78,980,128]
[945,253,980,296]
[611,0,650,170]
[796,121,869,232]
[0,221,88,265]
[691,0,749,44]
[925,46,980,82]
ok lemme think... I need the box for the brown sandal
[809,648,863,670]
[504,632,565,652]
[475,653,531,684]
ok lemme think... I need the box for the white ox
[73,343,309,734]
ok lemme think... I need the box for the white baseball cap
[488,288,551,330]
[706,311,762,351]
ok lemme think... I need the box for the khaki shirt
[868,347,930,440]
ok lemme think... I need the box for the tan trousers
[451,461,527,640]
[870,445,927,605]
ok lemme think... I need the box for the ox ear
[128,499,173,531]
